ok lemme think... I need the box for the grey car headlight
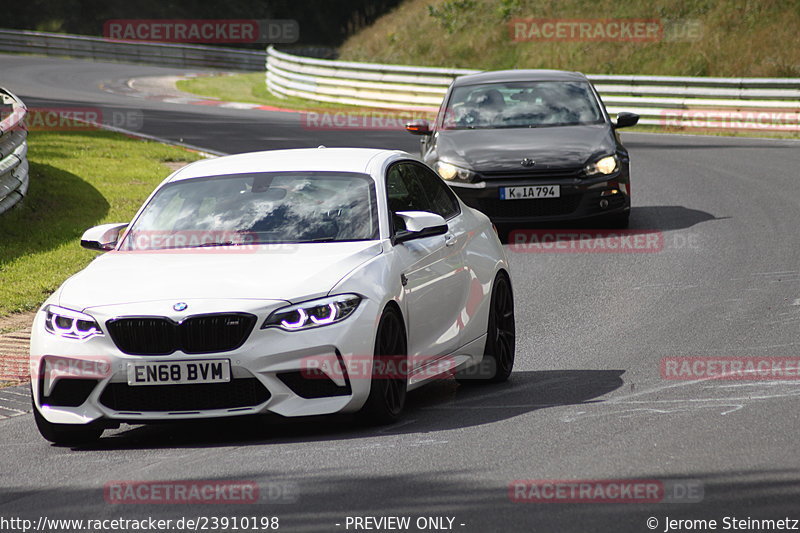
[434,161,477,182]
[44,305,103,340]
[262,294,362,331]
[584,154,619,176]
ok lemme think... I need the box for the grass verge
[629,125,799,140]
[0,130,202,317]
[176,72,379,114]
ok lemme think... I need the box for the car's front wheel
[457,271,515,383]
[33,402,104,445]
[603,211,630,229]
[358,306,407,424]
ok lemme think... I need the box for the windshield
[442,81,604,130]
[121,171,379,250]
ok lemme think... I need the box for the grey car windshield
[442,81,604,129]
[121,171,379,250]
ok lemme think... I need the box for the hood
[435,124,615,172]
[58,241,382,310]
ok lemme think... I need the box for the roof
[169,147,407,182]
[452,69,589,86]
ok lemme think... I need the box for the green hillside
[338,0,800,77]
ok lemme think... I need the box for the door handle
[444,233,456,247]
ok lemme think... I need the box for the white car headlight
[434,161,476,182]
[584,155,619,176]
[262,294,362,331]
[44,305,103,340]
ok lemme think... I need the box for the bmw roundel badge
[173,302,188,312]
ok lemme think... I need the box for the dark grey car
[405,69,639,228]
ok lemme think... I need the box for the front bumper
[449,172,630,224]
[30,298,380,425]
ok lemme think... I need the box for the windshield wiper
[192,241,242,248]
[296,237,337,243]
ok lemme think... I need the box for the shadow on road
[0,162,109,266]
[68,369,625,450]
[496,205,722,244]
[628,205,725,231]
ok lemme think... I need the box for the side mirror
[405,119,431,136]
[80,223,128,252]
[394,211,447,243]
[614,112,640,129]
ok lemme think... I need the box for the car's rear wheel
[33,401,104,445]
[358,306,407,424]
[457,271,515,384]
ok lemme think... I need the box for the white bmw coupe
[30,147,514,444]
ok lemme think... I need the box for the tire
[457,272,515,384]
[33,401,104,445]
[358,306,408,425]
[603,211,630,229]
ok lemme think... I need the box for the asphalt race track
[2,55,800,532]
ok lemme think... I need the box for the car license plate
[127,359,231,386]
[500,185,560,200]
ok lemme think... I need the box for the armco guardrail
[267,47,475,111]
[267,47,800,131]
[0,89,28,215]
[0,29,264,71]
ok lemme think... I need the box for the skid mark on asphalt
[377,418,418,433]
[422,374,580,409]
[561,379,800,422]
[275,437,449,456]
[634,271,800,293]
[631,283,700,291]
[641,342,800,355]
[0,385,31,419]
